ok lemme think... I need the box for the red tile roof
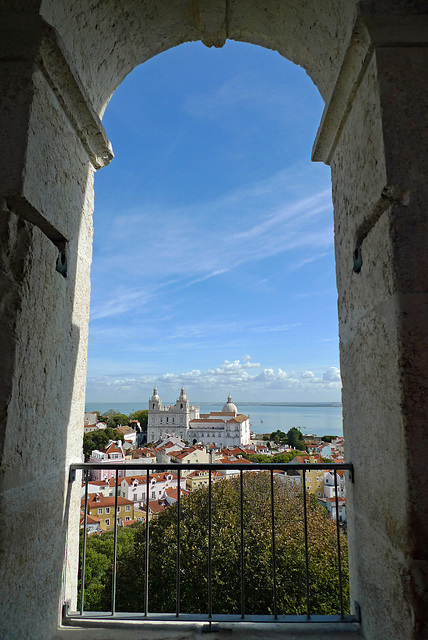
[165,487,189,499]
[82,494,134,508]
[209,412,236,416]
[82,480,108,487]
[147,500,167,514]
[80,513,100,525]
[121,472,177,485]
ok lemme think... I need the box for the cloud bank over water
[86,358,341,402]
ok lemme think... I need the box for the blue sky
[86,41,341,403]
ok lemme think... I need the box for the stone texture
[52,621,364,640]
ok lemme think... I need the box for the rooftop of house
[82,493,134,508]
[165,487,189,499]
[147,500,167,515]
[123,519,137,527]
[80,513,101,525]
[121,472,177,485]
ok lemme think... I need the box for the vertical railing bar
[80,469,89,615]
[111,469,119,616]
[144,470,150,616]
[240,469,245,620]
[208,468,212,620]
[270,469,278,620]
[334,469,344,618]
[302,469,311,619]
[176,469,181,618]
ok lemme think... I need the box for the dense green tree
[129,410,148,431]
[100,413,129,428]
[82,428,124,461]
[286,427,307,451]
[83,430,109,461]
[321,435,335,443]
[105,427,125,442]
[78,528,136,611]
[103,409,120,417]
[270,429,287,444]
[243,451,306,464]
[111,473,349,616]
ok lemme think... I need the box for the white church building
[147,387,251,448]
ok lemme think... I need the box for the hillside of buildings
[80,390,348,616]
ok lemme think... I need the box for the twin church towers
[147,386,250,447]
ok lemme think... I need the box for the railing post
[270,470,278,619]
[208,468,212,621]
[334,469,344,618]
[240,469,245,620]
[144,470,150,616]
[176,468,181,618]
[302,469,311,619]
[111,469,119,615]
[80,469,90,615]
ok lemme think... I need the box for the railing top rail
[71,462,353,473]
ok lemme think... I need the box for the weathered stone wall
[323,9,428,639]
[0,10,97,639]
[40,0,354,116]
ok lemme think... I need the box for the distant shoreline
[85,401,342,409]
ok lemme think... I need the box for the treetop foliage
[80,473,349,616]
[242,451,306,464]
[286,427,307,451]
[129,410,148,430]
[83,427,125,461]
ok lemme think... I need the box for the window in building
[151,491,155,499]
[133,493,137,501]
[126,505,131,511]
[98,508,103,514]
[105,507,110,514]
[105,519,110,526]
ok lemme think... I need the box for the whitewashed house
[89,440,126,481]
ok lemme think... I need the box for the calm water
[85,401,343,438]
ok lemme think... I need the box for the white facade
[89,440,126,481]
[119,472,185,506]
[147,386,199,442]
[324,470,346,499]
[148,388,250,447]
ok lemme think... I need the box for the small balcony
[57,462,363,639]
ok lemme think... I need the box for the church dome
[151,386,160,400]
[222,395,238,415]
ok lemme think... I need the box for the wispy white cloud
[86,359,341,399]
[181,73,314,127]
[90,167,333,321]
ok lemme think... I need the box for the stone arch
[1,2,428,640]
[39,0,355,117]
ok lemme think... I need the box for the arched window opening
[87,41,341,413]
[83,39,346,620]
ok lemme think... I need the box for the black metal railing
[65,461,358,626]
